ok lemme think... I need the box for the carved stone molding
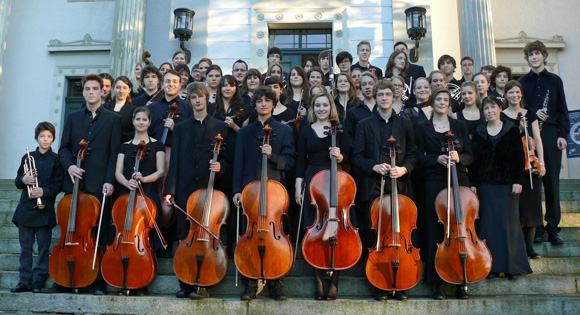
[48,33,110,52]
[495,31,565,48]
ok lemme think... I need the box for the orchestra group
[10,38,570,303]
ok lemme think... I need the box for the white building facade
[0,0,578,179]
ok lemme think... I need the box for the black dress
[416,118,473,284]
[296,124,350,234]
[471,121,532,275]
[105,101,137,142]
[273,106,298,123]
[457,109,485,140]
[500,113,543,228]
[117,140,165,250]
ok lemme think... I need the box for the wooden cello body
[234,125,293,281]
[365,136,422,291]
[173,135,229,287]
[49,139,102,290]
[101,141,158,291]
[434,132,492,288]
[302,119,361,271]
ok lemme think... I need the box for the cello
[365,136,422,292]
[160,103,181,227]
[101,140,162,294]
[172,134,229,287]
[302,119,361,274]
[434,131,492,292]
[235,124,293,289]
[517,112,543,189]
[49,139,102,291]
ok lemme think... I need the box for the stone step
[2,253,578,278]
[1,293,579,315]
[543,201,580,213]
[559,213,580,227]
[0,270,577,298]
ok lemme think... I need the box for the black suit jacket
[405,63,426,81]
[352,113,417,202]
[165,116,230,207]
[59,106,122,194]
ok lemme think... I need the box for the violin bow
[170,200,225,246]
[136,179,168,249]
[235,203,240,287]
[376,175,385,253]
[92,188,107,270]
[294,185,306,261]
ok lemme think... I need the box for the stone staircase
[0,179,578,314]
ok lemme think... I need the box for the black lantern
[404,7,427,63]
[173,8,195,63]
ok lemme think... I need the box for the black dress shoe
[548,233,563,245]
[534,235,544,244]
[189,286,209,300]
[10,283,31,293]
[176,289,190,298]
[39,283,62,294]
[455,286,469,300]
[240,285,257,301]
[32,283,44,293]
[433,287,445,300]
[486,272,497,280]
[392,291,408,301]
[93,289,107,296]
[375,290,388,301]
[270,286,287,301]
[528,251,542,259]
[506,274,519,280]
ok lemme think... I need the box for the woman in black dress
[403,77,432,129]
[295,91,349,300]
[106,76,137,142]
[266,76,297,123]
[114,106,166,295]
[285,66,310,114]
[471,96,532,279]
[240,68,262,108]
[333,73,360,122]
[500,80,546,259]
[415,88,473,300]
[456,81,485,139]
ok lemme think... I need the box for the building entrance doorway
[268,26,332,72]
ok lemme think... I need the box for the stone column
[0,0,11,85]
[457,0,496,70]
[110,0,147,78]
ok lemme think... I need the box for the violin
[49,139,102,291]
[434,131,492,291]
[173,134,229,287]
[101,141,160,293]
[517,112,543,188]
[160,103,181,227]
[283,116,302,134]
[365,136,422,292]
[302,119,361,273]
[230,108,246,121]
[235,125,293,285]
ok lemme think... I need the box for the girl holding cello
[500,80,546,259]
[295,91,351,300]
[415,88,474,300]
[106,106,165,296]
[471,96,532,279]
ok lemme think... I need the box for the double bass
[434,131,492,291]
[49,139,102,291]
[235,125,293,288]
[101,141,161,294]
[173,134,229,287]
[302,119,361,274]
[365,136,422,292]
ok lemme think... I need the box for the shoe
[189,286,209,300]
[548,233,563,245]
[534,234,544,244]
[39,283,62,294]
[240,285,257,301]
[433,286,445,300]
[506,274,519,280]
[375,290,388,301]
[270,286,287,301]
[486,272,497,280]
[135,289,147,296]
[32,283,44,293]
[93,289,107,296]
[455,286,469,300]
[176,289,190,298]
[392,291,408,301]
[528,252,542,259]
[10,283,31,293]
[314,270,325,300]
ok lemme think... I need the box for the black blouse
[296,123,350,179]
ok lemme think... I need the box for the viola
[173,134,229,287]
[365,136,422,291]
[302,119,361,273]
[160,103,181,227]
[49,139,102,291]
[434,131,492,290]
[230,108,246,121]
[235,124,293,285]
[101,140,159,293]
[517,112,543,188]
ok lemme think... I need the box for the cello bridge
[121,241,135,245]
[197,238,209,242]
[257,229,269,233]
[454,235,467,242]
[65,242,79,246]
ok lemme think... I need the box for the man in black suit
[58,74,122,294]
[351,79,417,301]
[164,81,230,300]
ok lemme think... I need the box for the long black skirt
[477,183,532,275]
[519,175,543,227]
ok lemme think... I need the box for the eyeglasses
[339,59,351,65]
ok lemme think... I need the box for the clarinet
[539,90,549,130]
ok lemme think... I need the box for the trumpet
[23,147,44,210]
